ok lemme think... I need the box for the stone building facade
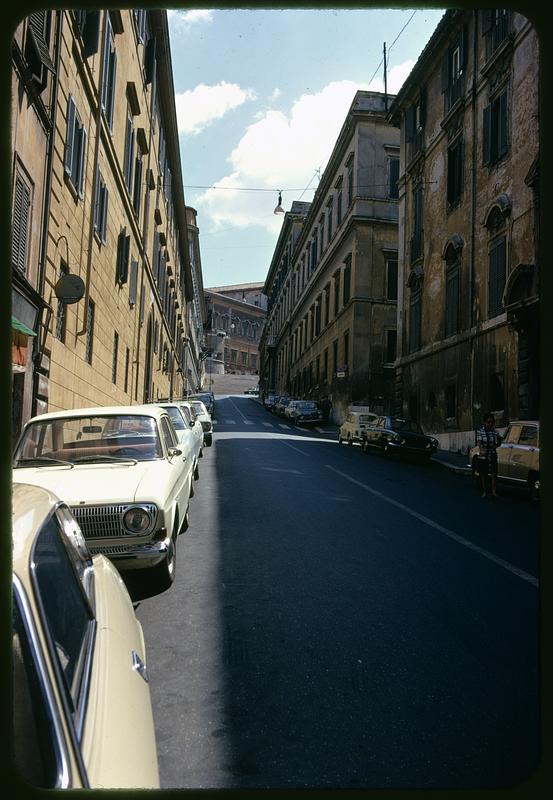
[185,206,207,393]
[208,282,267,310]
[388,9,539,451]
[11,10,199,431]
[260,91,400,423]
[204,288,266,377]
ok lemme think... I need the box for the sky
[167,7,446,290]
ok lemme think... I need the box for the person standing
[476,412,502,498]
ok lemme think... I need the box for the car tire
[338,435,343,445]
[194,461,200,480]
[199,446,204,458]
[148,524,177,595]
[205,433,213,447]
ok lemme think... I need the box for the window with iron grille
[85,299,95,364]
[447,138,464,207]
[483,89,508,167]
[386,259,398,301]
[55,261,69,343]
[385,329,397,364]
[441,28,467,114]
[388,157,399,200]
[12,172,31,275]
[100,17,117,132]
[64,96,87,197]
[488,236,506,317]
[409,285,422,353]
[445,248,460,337]
[112,331,119,383]
[482,9,510,60]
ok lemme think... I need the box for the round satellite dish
[54,274,85,304]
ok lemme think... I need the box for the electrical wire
[367,9,418,87]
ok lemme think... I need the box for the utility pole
[383,42,388,112]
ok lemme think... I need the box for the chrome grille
[70,503,157,539]
[88,544,135,555]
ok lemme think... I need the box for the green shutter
[483,104,491,165]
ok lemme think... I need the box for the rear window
[164,406,185,430]
[359,415,373,423]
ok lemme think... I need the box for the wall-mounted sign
[54,274,85,304]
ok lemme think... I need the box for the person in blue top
[475,412,503,498]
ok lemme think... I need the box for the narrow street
[136,394,539,789]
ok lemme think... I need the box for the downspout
[32,9,63,416]
[76,11,108,337]
[469,9,478,444]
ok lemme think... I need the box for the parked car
[285,400,323,425]
[187,392,214,416]
[338,407,378,445]
[152,401,201,480]
[189,399,213,446]
[12,405,191,597]
[274,396,292,416]
[361,415,439,460]
[176,401,204,477]
[244,386,259,396]
[468,419,540,499]
[263,394,276,411]
[11,482,159,788]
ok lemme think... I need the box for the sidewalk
[431,449,472,475]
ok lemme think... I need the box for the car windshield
[359,415,374,423]
[390,418,423,434]
[163,406,186,430]
[296,402,317,410]
[191,401,207,415]
[14,414,163,465]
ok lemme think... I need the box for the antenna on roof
[383,42,388,112]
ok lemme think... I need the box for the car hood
[13,462,162,505]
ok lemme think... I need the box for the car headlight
[390,433,402,444]
[123,506,153,534]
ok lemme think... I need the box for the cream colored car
[338,407,378,445]
[468,419,540,499]
[12,405,192,598]
[12,483,159,788]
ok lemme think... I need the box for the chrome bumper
[87,539,169,571]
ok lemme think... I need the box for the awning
[12,316,37,336]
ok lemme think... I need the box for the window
[386,259,398,301]
[482,9,510,60]
[343,259,351,305]
[75,10,101,57]
[116,229,130,285]
[445,246,460,337]
[93,168,108,243]
[132,150,143,217]
[405,88,426,158]
[447,138,464,207]
[241,351,247,365]
[483,89,508,166]
[12,171,31,274]
[139,284,145,326]
[409,283,422,353]
[24,11,54,94]
[388,157,399,200]
[488,236,506,317]
[55,261,69,342]
[327,198,333,243]
[85,299,94,363]
[129,259,138,306]
[344,331,349,367]
[347,156,354,206]
[231,349,237,363]
[64,96,87,197]
[124,347,130,392]
[446,384,456,418]
[315,298,321,337]
[334,270,341,316]
[385,330,397,364]
[318,217,324,258]
[100,17,117,131]
[112,331,119,383]
[410,183,423,263]
[324,284,331,326]
[332,340,338,374]
[123,108,135,194]
[250,353,257,369]
[441,29,467,113]
[323,348,328,381]
[336,178,343,226]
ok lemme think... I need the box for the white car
[339,407,378,445]
[177,401,204,466]
[188,399,213,447]
[12,405,192,598]
[12,483,159,788]
[152,401,201,482]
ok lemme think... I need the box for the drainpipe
[32,10,63,416]
[76,11,108,338]
[469,10,478,442]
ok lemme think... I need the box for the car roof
[24,404,169,425]
[12,483,62,571]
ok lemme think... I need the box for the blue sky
[168,7,446,289]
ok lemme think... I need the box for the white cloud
[168,9,214,31]
[175,82,257,136]
[196,64,414,233]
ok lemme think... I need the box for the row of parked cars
[263,394,324,425]
[11,392,215,788]
[338,406,540,498]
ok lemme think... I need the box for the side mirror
[168,447,182,458]
[189,421,195,428]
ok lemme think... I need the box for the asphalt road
[135,394,540,790]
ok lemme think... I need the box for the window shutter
[153,229,160,282]
[77,126,87,198]
[459,26,468,70]
[93,167,100,232]
[122,236,130,284]
[140,285,145,325]
[405,105,415,142]
[107,49,117,130]
[133,155,143,214]
[82,11,100,57]
[101,185,109,243]
[483,104,491,165]
[441,51,450,93]
[64,96,76,175]
[12,176,30,273]
[498,90,508,157]
[145,36,156,84]
[101,19,111,110]
[419,86,427,127]
[129,259,138,305]
[28,11,55,73]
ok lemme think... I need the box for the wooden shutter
[133,155,143,215]
[101,185,108,243]
[93,167,100,232]
[12,175,30,273]
[77,126,87,197]
[441,52,450,93]
[107,49,117,130]
[64,96,76,175]
[82,11,100,57]
[101,18,111,110]
[145,36,156,84]
[405,105,415,142]
[498,91,508,158]
[483,104,491,165]
[129,259,138,305]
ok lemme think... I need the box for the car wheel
[205,433,213,447]
[338,434,343,445]
[194,461,200,480]
[199,446,204,458]
[148,526,177,594]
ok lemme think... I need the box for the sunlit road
[136,395,539,789]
